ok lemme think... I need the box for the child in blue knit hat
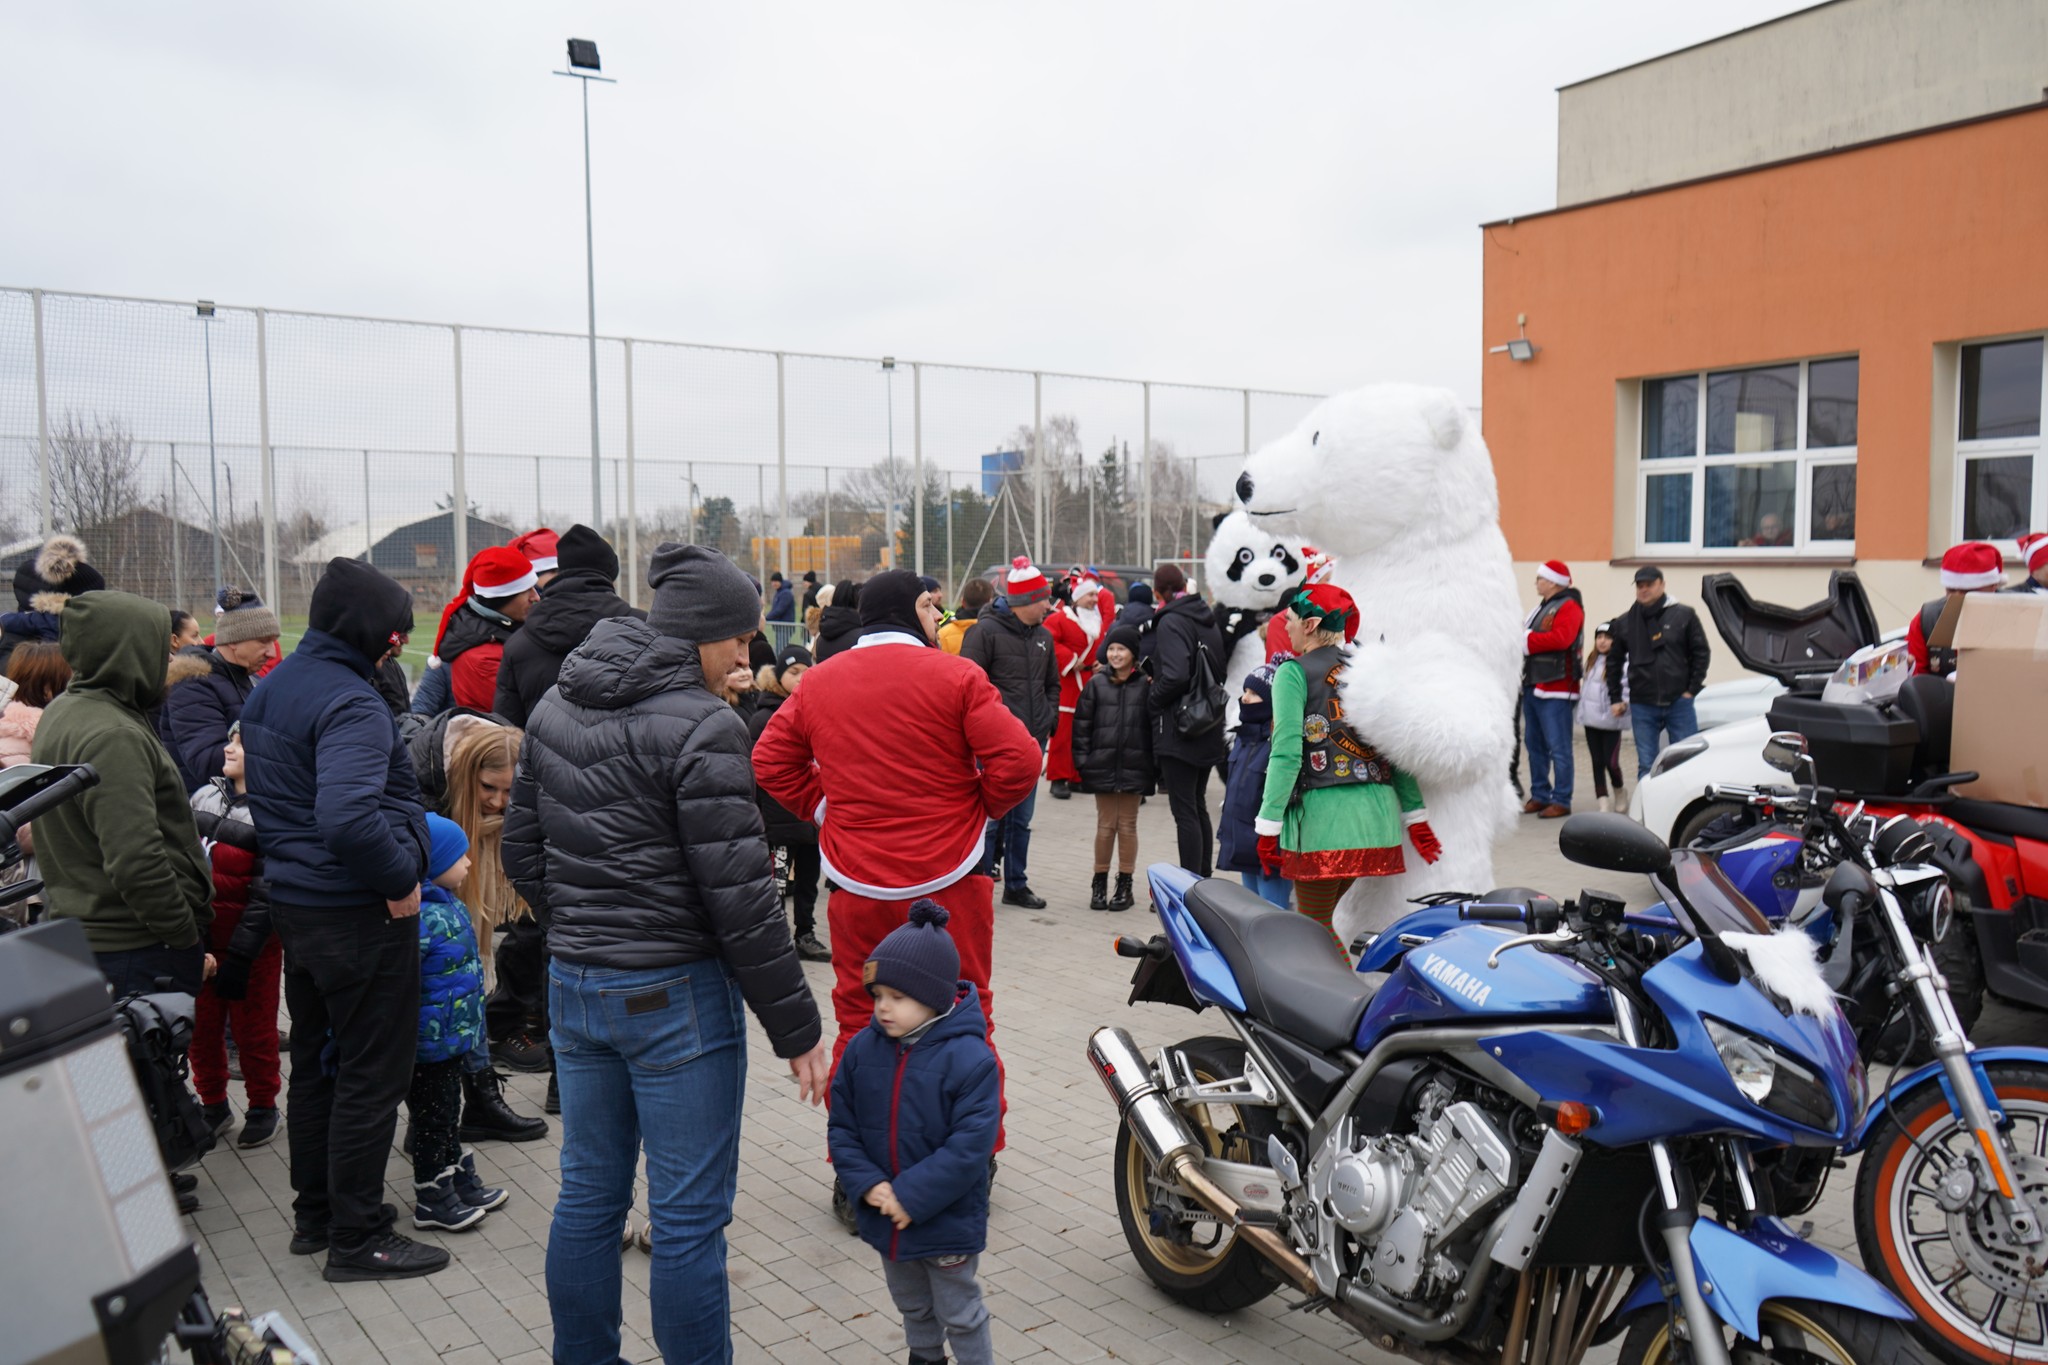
[408,813,510,1233]
[827,900,1000,1365]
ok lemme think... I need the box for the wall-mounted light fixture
[1489,313,1539,362]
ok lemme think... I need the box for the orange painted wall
[1482,104,2048,564]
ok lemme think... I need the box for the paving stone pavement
[183,746,2034,1363]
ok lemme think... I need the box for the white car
[1628,713,1773,847]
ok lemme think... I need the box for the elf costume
[1255,583,1442,953]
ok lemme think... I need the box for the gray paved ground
[182,733,2036,1363]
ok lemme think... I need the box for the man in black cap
[241,558,443,1281]
[494,524,643,727]
[1606,565,1712,780]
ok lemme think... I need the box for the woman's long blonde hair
[445,724,528,956]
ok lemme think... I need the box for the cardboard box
[1949,592,2048,807]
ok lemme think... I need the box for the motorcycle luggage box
[1765,694,1918,795]
[1700,570,1882,695]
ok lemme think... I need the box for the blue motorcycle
[1092,811,1935,1365]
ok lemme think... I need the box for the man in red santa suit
[1045,569,1107,799]
[430,546,540,711]
[752,569,1039,1196]
[1906,541,2007,676]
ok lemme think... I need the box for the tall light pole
[555,39,615,529]
[882,357,898,567]
[196,300,223,590]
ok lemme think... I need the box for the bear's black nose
[1235,472,1255,505]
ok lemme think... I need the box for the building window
[1637,357,1857,554]
[1955,335,2045,544]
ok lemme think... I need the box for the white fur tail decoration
[1722,929,1837,1018]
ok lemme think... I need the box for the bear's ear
[1420,391,1464,450]
[1211,510,1230,531]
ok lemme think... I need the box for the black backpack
[117,992,218,1173]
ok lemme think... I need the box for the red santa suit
[752,625,1039,1146]
[1045,582,1106,785]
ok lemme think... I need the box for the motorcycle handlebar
[1461,904,1528,924]
[0,766,99,831]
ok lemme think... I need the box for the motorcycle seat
[1182,878,1372,1053]
[1947,798,2048,844]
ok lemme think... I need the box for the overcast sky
[3,2,1810,409]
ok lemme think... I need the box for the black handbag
[1172,640,1228,739]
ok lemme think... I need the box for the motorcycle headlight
[1704,1018,1837,1132]
[1649,737,1709,778]
[1903,878,1955,944]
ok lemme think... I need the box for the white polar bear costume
[1203,509,1308,732]
[1234,383,1523,944]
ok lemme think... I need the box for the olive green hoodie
[30,591,213,954]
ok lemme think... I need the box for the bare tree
[50,412,144,533]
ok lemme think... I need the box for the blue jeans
[546,957,747,1365]
[985,767,1042,891]
[1239,870,1292,909]
[1631,696,1699,780]
[1522,690,1576,808]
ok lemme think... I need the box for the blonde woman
[444,724,550,1138]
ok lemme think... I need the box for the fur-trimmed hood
[166,649,220,688]
[35,535,88,585]
[29,591,69,615]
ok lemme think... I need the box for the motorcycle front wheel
[1619,1299,1938,1365]
[1854,1060,2048,1364]
[1111,1035,1279,1314]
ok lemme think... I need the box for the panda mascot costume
[1203,509,1310,732]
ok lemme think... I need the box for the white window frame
[1635,357,1859,557]
[1953,332,2047,553]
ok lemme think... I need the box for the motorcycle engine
[1310,1081,1517,1301]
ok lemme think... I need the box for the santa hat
[2018,531,2048,575]
[1940,541,2005,591]
[509,527,560,574]
[1300,545,1334,585]
[1066,567,1101,598]
[1005,556,1050,607]
[1536,560,1572,587]
[433,546,538,656]
[1287,583,1359,643]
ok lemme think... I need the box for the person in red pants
[753,569,1038,1220]
[187,723,285,1148]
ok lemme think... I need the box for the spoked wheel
[1854,1062,2048,1365]
[1619,1298,1939,1365]
[1111,1036,1279,1313]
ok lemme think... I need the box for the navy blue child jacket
[827,982,1000,1261]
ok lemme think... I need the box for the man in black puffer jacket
[960,559,1059,907]
[504,541,825,1362]
[492,524,643,727]
[1146,564,1231,876]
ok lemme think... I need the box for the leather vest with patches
[1295,645,1396,791]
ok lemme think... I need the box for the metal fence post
[622,337,639,607]
[1242,388,1251,457]
[1140,381,1152,568]
[170,443,182,607]
[32,288,51,536]
[363,452,374,560]
[257,309,278,609]
[944,470,953,589]
[823,465,832,581]
[775,352,790,584]
[451,326,469,570]
[912,362,924,577]
[1032,372,1043,564]
[756,464,767,597]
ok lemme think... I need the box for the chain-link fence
[1,286,1321,638]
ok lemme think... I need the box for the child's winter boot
[452,1148,509,1211]
[414,1168,489,1232]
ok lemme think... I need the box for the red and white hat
[1005,556,1050,606]
[509,527,560,574]
[1940,541,2005,591]
[1536,560,1573,587]
[2018,531,2048,575]
[433,546,539,656]
[1300,545,1334,585]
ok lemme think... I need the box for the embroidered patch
[862,961,878,986]
[1302,713,1329,743]
[624,989,669,1017]
[1333,753,1351,778]
[1309,750,1327,772]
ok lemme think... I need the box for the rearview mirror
[1558,812,1674,877]
[1761,731,1810,776]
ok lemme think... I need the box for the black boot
[1049,779,1072,800]
[1110,872,1135,911]
[544,1071,559,1115]
[459,1067,548,1143]
[1088,873,1109,911]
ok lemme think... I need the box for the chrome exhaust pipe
[1086,1027,1319,1298]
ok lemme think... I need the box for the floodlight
[882,356,897,371]
[567,39,601,71]
[195,300,216,318]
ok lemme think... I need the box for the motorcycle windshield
[1661,849,1775,939]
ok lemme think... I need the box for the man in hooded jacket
[240,558,443,1282]
[31,590,214,995]
[493,524,643,727]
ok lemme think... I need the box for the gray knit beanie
[646,543,763,642]
[213,588,281,645]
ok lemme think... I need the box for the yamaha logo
[1420,952,1492,1007]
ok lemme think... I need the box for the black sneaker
[1001,886,1046,910]
[543,1072,560,1116]
[177,1188,200,1216]
[171,1171,198,1194]
[324,1231,451,1282]
[1049,780,1072,800]
[291,1203,397,1256]
[237,1106,280,1149]
[491,1031,552,1074]
[200,1101,234,1136]
[793,933,831,963]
